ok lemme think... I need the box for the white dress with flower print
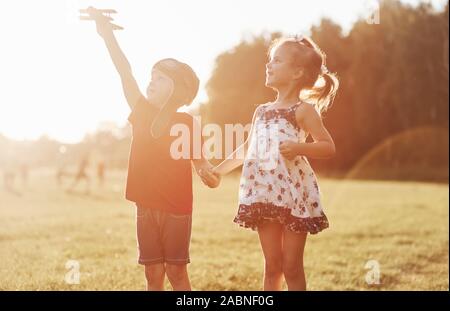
[234,101,329,234]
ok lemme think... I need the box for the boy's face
[146,69,174,108]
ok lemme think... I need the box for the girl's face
[146,69,174,108]
[266,44,301,89]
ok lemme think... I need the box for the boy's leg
[145,263,166,291]
[257,222,284,291]
[160,212,192,291]
[136,206,165,289]
[165,264,191,291]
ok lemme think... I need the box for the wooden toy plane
[79,7,123,30]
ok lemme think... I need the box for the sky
[0,0,447,143]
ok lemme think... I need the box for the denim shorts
[136,205,192,265]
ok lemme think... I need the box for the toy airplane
[79,7,123,30]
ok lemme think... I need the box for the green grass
[0,169,448,290]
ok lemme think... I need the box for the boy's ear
[293,68,304,80]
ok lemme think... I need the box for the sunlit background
[0,0,448,291]
[0,0,446,143]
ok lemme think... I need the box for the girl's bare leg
[282,229,307,291]
[257,222,284,291]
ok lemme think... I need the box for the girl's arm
[212,143,246,176]
[213,105,262,176]
[93,14,143,110]
[279,104,336,160]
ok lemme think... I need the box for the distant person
[3,167,21,196]
[97,160,105,187]
[87,7,220,291]
[68,155,90,194]
[213,36,339,291]
[56,164,70,187]
[3,169,16,191]
[19,163,29,188]
[56,166,65,186]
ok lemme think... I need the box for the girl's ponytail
[306,69,339,114]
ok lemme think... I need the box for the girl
[212,36,339,291]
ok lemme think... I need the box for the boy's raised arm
[91,10,144,110]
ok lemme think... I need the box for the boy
[88,8,219,290]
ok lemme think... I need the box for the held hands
[198,167,221,188]
[279,141,301,160]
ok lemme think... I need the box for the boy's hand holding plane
[79,7,123,38]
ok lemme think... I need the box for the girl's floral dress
[234,101,329,234]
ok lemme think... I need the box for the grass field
[0,169,448,290]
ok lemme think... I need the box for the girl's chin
[265,80,277,88]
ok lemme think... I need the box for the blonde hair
[269,36,339,114]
